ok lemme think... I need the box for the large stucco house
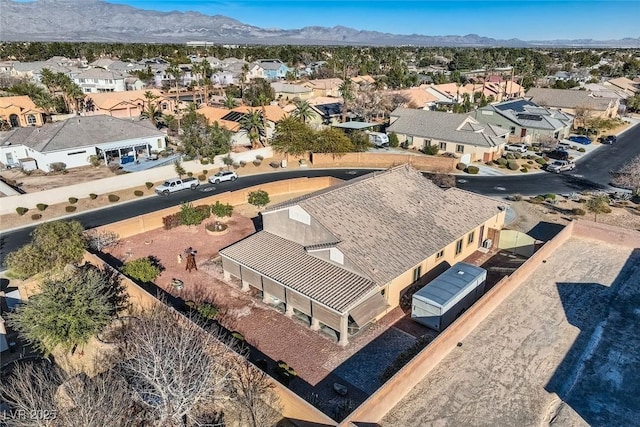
[0,115,165,171]
[220,165,506,345]
[474,99,574,144]
[525,87,620,119]
[82,89,174,119]
[387,108,510,163]
[0,95,47,128]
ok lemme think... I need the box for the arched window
[27,114,37,125]
[9,114,19,127]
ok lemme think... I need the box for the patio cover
[349,292,389,327]
[331,121,378,130]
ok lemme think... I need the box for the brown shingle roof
[219,231,376,313]
[268,165,504,285]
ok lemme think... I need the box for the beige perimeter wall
[310,152,457,172]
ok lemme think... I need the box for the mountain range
[1,0,639,48]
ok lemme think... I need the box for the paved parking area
[382,237,640,427]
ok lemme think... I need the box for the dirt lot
[382,237,640,427]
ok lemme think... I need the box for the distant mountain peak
[0,0,637,47]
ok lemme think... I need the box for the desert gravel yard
[382,237,640,427]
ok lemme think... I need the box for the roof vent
[457,270,465,275]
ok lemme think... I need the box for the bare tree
[84,230,120,252]
[0,361,62,427]
[612,155,640,195]
[536,134,558,151]
[227,359,282,427]
[116,304,235,426]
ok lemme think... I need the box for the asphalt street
[1,121,638,263]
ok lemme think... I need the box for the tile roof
[87,89,168,111]
[220,231,376,313]
[197,105,288,132]
[75,68,128,80]
[386,87,438,108]
[387,108,509,147]
[0,95,41,112]
[271,82,313,94]
[266,165,505,285]
[302,78,344,90]
[0,115,163,152]
[525,87,615,111]
[605,77,640,94]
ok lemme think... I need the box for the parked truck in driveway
[155,177,200,195]
[546,160,575,174]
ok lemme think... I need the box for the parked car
[546,160,575,174]
[155,177,200,195]
[209,170,238,184]
[568,135,592,145]
[505,144,528,153]
[601,135,617,144]
[545,149,570,161]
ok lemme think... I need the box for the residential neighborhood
[1,21,640,427]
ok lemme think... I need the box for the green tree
[627,94,640,113]
[243,78,275,107]
[239,110,266,149]
[5,220,86,279]
[585,195,611,222]
[388,132,399,148]
[291,100,314,123]
[223,94,238,109]
[7,81,55,111]
[40,68,83,113]
[349,131,372,152]
[8,266,127,355]
[210,201,234,219]
[222,153,234,170]
[270,116,314,157]
[121,257,161,283]
[312,128,354,157]
[174,159,186,177]
[338,79,354,123]
[248,190,270,209]
[139,91,164,128]
[180,202,209,226]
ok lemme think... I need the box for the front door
[6,153,13,165]
[9,114,19,128]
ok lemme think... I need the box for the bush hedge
[201,158,210,165]
[162,212,182,230]
[466,166,479,174]
[578,147,586,152]
[456,162,467,171]
[108,194,120,202]
[187,172,193,177]
[16,207,28,216]
[49,162,67,172]
[145,182,154,189]
[31,213,42,220]
[65,206,76,212]
[507,161,519,170]
[253,160,262,166]
[545,193,556,200]
[198,174,207,181]
[240,160,247,167]
[535,157,547,165]
[89,193,98,200]
[36,203,48,211]
[520,168,529,173]
[496,158,508,166]
[68,197,78,204]
[255,154,264,161]
[572,208,586,216]
[134,190,144,196]
[202,169,208,175]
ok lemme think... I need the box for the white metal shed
[412,262,487,332]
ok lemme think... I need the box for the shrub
[253,160,262,166]
[527,160,534,165]
[520,168,529,173]
[511,194,523,201]
[422,144,439,155]
[231,332,245,342]
[187,171,193,177]
[255,154,264,161]
[201,158,210,165]
[239,160,247,167]
[31,213,42,220]
[572,208,586,216]
[274,360,298,382]
[36,203,48,211]
[180,202,210,226]
[16,207,28,216]
[578,147,586,152]
[485,161,493,166]
[134,190,144,196]
[162,212,182,230]
[498,165,507,169]
[529,195,545,204]
[211,201,234,219]
[198,174,207,181]
[400,140,410,149]
[388,132,399,148]
[49,162,67,172]
[196,302,218,320]
[545,193,556,200]
[513,153,522,159]
[248,190,270,208]
[121,257,161,283]
[535,157,547,165]
[202,169,208,175]
[505,153,515,160]
[496,158,508,166]
[160,150,169,158]
[65,206,76,213]
[466,166,479,174]
[108,194,120,202]
[68,197,78,204]
[89,193,98,200]
[507,161,519,170]
[87,154,101,167]
[145,182,154,189]
[456,162,467,171]
[232,162,240,169]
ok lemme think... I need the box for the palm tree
[140,91,164,128]
[239,110,265,149]
[292,100,314,124]
[338,79,354,123]
[167,63,183,133]
[223,94,237,110]
[239,63,249,99]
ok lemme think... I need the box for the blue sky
[51,0,640,40]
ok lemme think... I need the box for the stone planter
[205,222,229,236]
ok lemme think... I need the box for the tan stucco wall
[395,133,505,163]
[385,211,506,309]
[93,177,341,238]
[310,152,457,172]
[1,106,44,127]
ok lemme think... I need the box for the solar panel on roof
[516,113,543,121]
[221,111,247,122]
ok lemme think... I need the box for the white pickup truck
[155,177,200,195]
[546,160,575,174]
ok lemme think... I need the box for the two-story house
[525,87,620,119]
[73,68,129,93]
[271,82,314,101]
[0,96,47,129]
[220,165,506,345]
[474,99,574,144]
[387,108,510,163]
[257,59,290,81]
[301,78,344,98]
